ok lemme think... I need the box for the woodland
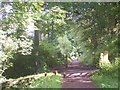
[0,2,119,89]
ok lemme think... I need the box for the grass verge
[91,73,118,88]
[29,74,62,88]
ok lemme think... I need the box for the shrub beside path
[56,60,99,89]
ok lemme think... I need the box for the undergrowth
[29,75,62,88]
[91,58,119,88]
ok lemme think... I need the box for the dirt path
[56,60,99,89]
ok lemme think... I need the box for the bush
[99,58,119,78]
[91,58,119,88]
[80,52,93,65]
[3,54,36,78]
[0,30,18,78]
[110,58,119,78]
[91,73,118,88]
[2,35,34,78]
[39,41,64,69]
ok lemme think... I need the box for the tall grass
[29,75,62,88]
[91,73,118,88]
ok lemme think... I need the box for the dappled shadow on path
[54,60,99,88]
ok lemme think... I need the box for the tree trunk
[65,54,68,68]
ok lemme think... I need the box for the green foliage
[1,3,120,88]
[1,2,68,79]
[2,73,58,89]
[34,6,68,43]
[57,34,72,56]
[80,51,93,65]
[29,75,61,88]
[17,35,33,55]
[1,2,44,31]
[40,41,57,58]
[91,58,119,88]
[91,73,118,88]
[40,41,57,68]
[0,2,43,79]
[54,2,120,66]
[0,30,17,78]
[99,58,119,77]
[2,73,61,89]
[39,41,64,69]
[99,53,112,71]
[3,54,35,78]
[1,32,34,78]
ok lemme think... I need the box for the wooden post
[100,53,104,61]
[34,30,39,46]
[34,30,40,73]
[99,51,111,67]
[103,51,109,61]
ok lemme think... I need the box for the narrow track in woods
[56,60,98,89]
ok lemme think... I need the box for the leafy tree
[57,34,72,68]
[48,2,120,65]
[0,30,16,79]
[34,6,67,42]
[0,2,44,77]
